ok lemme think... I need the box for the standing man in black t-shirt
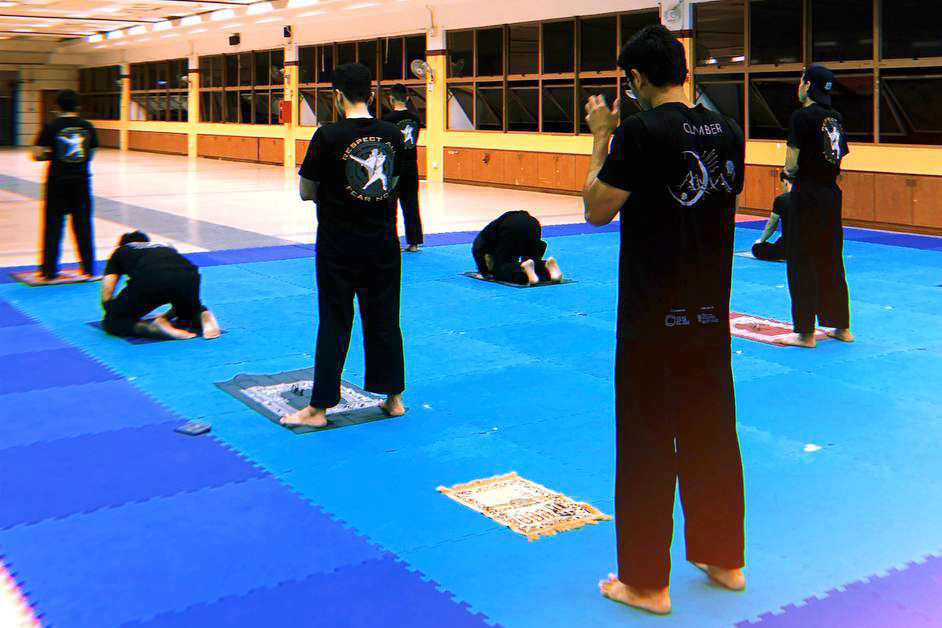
[582,25,746,614]
[281,64,407,429]
[382,84,423,252]
[779,64,854,348]
[32,90,99,282]
[751,180,793,261]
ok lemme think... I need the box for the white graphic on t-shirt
[349,148,389,192]
[401,123,416,146]
[821,117,844,165]
[668,149,735,207]
[57,130,86,162]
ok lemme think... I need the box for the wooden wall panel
[554,154,576,190]
[97,128,119,148]
[197,134,259,162]
[573,155,591,191]
[416,146,427,178]
[742,165,777,211]
[874,174,914,225]
[504,152,540,187]
[258,138,283,164]
[128,131,186,155]
[838,172,875,222]
[444,147,474,181]
[471,149,505,184]
[296,139,310,166]
[913,175,942,229]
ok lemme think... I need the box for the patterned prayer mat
[461,272,576,288]
[438,472,611,541]
[9,271,101,287]
[729,311,828,345]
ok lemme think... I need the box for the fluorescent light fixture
[220,23,241,29]
[106,29,123,39]
[138,37,152,42]
[87,34,103,42]
[12,28,33,32]
[153,21,172,31]
[128,25,147,35]
[705,57,718,64]
[732,55,745,62]
[288,0,318,7]
[189,28,208,33]
[298,10,326,16]
[256,16,280,23]
[160,33,179,38]
[210,9,235,21]
[344,2,378,9]
[180,15,201,26]
[247,2,273,15]
[0,2,17,7]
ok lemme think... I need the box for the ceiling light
[344,2,379,9]
[153,21,172,31]
[190,28,207,33]
[180,15,201,26]
[106,29,123,39]
[98,6,121,13]
[210,9,235,21]
[160,33,178,38]
[288,0,318,7]
[87,33,103,42]
[247,2,273,15]
[732,55,745,62]
[0,2,17,7]
[256,16,279,23]
[298,10,326,17]
[12,28,33,32]
[128,25,147,35]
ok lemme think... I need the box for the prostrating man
[751,180,793,261]
[101,231,221,340]
[382,84,424,252]
[281,63,407,428]
[779,64,854,348]
[32,89,98,282]
[471,211,563,285]
[582,25,746,614]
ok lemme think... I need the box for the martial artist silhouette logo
[820,117,845,165]
[396,120,416,147]
[57,128,88,163]
[343,136,396,201]
[667,149,736,207]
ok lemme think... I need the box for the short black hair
[617,24,688,88]
[388,84,409,103]
[332,63,373,104]
[120,231,150,246]
[57,89,80,112]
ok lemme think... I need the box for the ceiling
[0,0,257,41]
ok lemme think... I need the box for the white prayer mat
[729,311,828,345]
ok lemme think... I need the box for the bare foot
[280,405,328,428]
[776,333,816,348]
[545,257,563,282]
[405,244,419,252]
[152,316,197,340]
[826,328,854,342]
[201,309,221,339]
[520,259,539,285]
[599,574,671,615]
[380,394,406,417]
[692,563,746,591]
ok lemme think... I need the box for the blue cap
[803,64,834,107]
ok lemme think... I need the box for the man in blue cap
[779,64,854,348]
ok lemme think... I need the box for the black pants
[396,165,423,246]
[751,239,786,261]
[42,179,94,278]
[103,269,204,337]
[615,342,745,589]
[472,213,548,285]
[311,244,405,408]
[785,182,850,334]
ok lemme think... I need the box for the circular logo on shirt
[343,137,396,201]
[57,127,88,163]
[668,150,710,207]
[395,119,417,148]
[820,117,845,165]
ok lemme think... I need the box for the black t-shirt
[104,242,196,278]
[598,102,745,347]
[298,118,405,246]
[381,109,421,164]
[35,116,98,183]
[786,103,849,184]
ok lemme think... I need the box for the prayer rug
[460,272,576,289]
[729,311,828,345]
[734,251,784,263]
[215,369,400,434]
[437,472,611,541]
[10,271,100,287]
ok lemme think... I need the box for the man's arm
[100,274,119,306]
[32,146,51,161]
[582,96,629,226]
[783,146,799,179]
[756,214,781,243]
[299,176,318,201]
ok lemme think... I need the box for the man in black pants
[32,90,98,282]
[583,25,746,614]
[779,64,854,348]
[383,84,423,252]
[751,180,793,261]
[101,231,221,340]
[471,211,563,285]
[281,63,406,429]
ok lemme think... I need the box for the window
[79,66,120,120]
[882,0,942,60]
[508,81,539,132]
[477,28,504,77]
[829,72,874,142]
[542,82,574,133]
[407,86,427,127]
[579,78,618,133]
[620,11,660,49]
[130,60,187,121]
[508,24,539,76]
[405,35,426,72]
[198,50,283,124]
[543,20,574,74]
[448,84,474,130]
[694,0,745,66]
[749,73,801,139]
[879,69,942,145]
[812,0,872,62]
[476,85,504,130]
[580,16,617,72]
[750,0,802,65]
[695,74,745,129]
[449,30,473,78]
[358,40,378,79]
[382,37,404,81]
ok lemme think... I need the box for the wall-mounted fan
[410,59,434,84]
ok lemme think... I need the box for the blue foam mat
[0,301,34,327]
[0,347,120,395]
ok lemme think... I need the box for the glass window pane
[750,0,802,65]
[358,40,378,80]
[212,92,224,122]
[447,84,474,129]
[271,49,284,85]
[337,42,356,67]
[199,93,211,122]
[542,82,574,133]
[879,69,942,145]
[405,35,426,74]
[407,86,427,127]
[448,30,473,78]
[316,88,335,124]
[239,91,253,123]
[620,11,661,49]
[580,16,617,72]
[827,72,873,142]
[212,57,224,88]
[239,53,253,86]
[882,0,942,59]
[381,37,404,81]
[299,47,315,84]
[694,0,745,66]
[579,78,617,133]
[300,89,317,125]
[749,73,801,140]
[507,81,538,131]
[199,58,211,87]
[318,45,334,84]
[476,85,504,130]
[812,0,872,62]
[254,51,269,86]
[225,55,237,87]
[476,28,503,76]
[253,91,269,124]
[543,20,574,74]
[508,24,539,75]
[694,74,744,129]
[271,90,284,125]
[226,91,238,123]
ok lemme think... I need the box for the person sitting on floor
[100,231,220,340]
[472,211,563,285]
[751,180,793,262]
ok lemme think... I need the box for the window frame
[129,59,188,122]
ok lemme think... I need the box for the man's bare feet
[151,316,197,340]
[776,332,816,348]
[826,328,854,342]
[201,309,221,339]
[405,244,420,252]
[520,259,539,285]
[380,394,406,417]
[545,257,563,282]
[598,574,671,615]
[692,563,746,591]
[280,405,328,428]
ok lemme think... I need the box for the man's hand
[584,95,620,137]
[32,146,51,162]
